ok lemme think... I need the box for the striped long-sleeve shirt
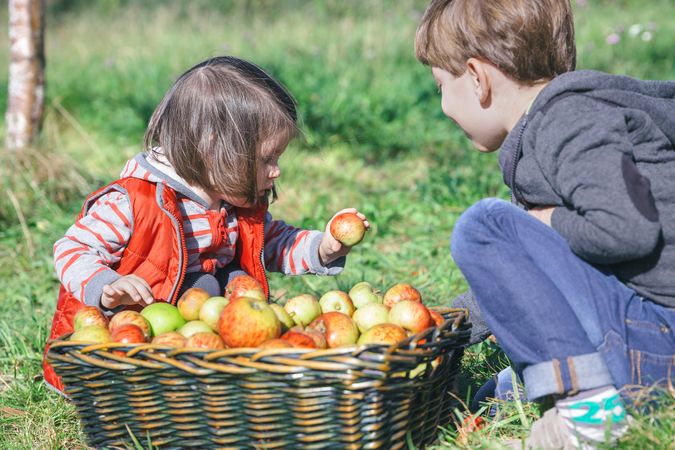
[53,153,343,307]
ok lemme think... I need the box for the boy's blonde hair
[144,56,298,206]
[415,0,576,83]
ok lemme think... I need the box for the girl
[44,55,369,393]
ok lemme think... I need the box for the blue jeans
[451,198,675,401]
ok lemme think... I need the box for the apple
[269,303,295,332]
[283,294,322,327]
[319,290,355,316]
[199,296,229,330]
[307,312,359,348]
[357,323,407,345]
[185,332,225,350]
[280,330,318,348]
[259,338,292,349]
[302,328,328,349]
[177,287,211,321]
[329,212,366,246]
[111,323,146,344]
[383,283,423,308]
[70,325,112,343]
[73,306,108,331]
[140,302,186,336]
[389,300,432,334]
[225,274,265,301]
[218,296,281,348]
[178,320,215,338]
[109,310,152,340]
[151,331,186,348]
[348,281,383,308]
[352,303,390,333]
[428,309,445,327]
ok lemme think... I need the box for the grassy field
[1,0,674,448]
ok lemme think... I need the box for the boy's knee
[451,198,510,258]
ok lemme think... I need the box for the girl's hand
[101,274,154,309]
[319,208,370,265]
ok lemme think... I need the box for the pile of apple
[67,275,444,351]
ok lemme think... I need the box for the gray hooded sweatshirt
[499,69,675,307]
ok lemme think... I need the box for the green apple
[199,296,229,330]
[178,320,214,338]
[140,302,186,336]
[348,281,383,308]
[352,303,390,333]
[70,325,112,343]
[283,294,322,327]
[270,303,294,332]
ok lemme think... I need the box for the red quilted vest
[43,178,268,392]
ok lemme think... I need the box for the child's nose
[269,166,281,179]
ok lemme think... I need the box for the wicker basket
[47,307,471,449]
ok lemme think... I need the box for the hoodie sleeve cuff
[306,231,345,275]
[83,269,122,315]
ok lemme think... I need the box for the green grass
[1,0,674,448]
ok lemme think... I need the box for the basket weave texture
[47,307,471,449]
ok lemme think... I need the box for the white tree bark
[5,0,45,150]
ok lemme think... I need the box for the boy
[415,0,675,448]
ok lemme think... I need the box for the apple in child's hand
[218,296,281,348]
[283,294,322,327]
[389,300,432,334]
[357,323,407,345]
[269,303,294,332]
[178,320,214,338]
[383,283,423,308]
[307,312,359,348]
[70,325,112,343]
[199,296,229,330]
[185,332,225,350]
[73,306,108,331]
[329,212,366,246]
[225,274,265,301]
[177,288,211,321]
[151,331,186,348]
[140,302,186,336]
[319,290,355,316]
[111,323,146,344]
[349,281,383,308]
[352,303,390,333]
[109,310,152,340]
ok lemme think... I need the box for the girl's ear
[466,58,492,107]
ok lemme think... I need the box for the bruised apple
[73,306,108,331]
[383,283,423,308]
[302,328,328,349]
[225,274,265,301]
[111,324,146,344]
[70,325,112,343]
[218,296,281,348]
[151,331,186,348]
[352,303,390,333]
[270,303,294,332]
[283,294,322,327]
[319,290,355,316]
[329,212,366,246]
[185,332,225,350]
[389,300,432,333]
[140,302,186,336]
[199,296,229,330]
[109,310,152,340]
[307,312,359,348]
[177,288,211,321]
[178,320,214,338]
[357,323,407,345]
[348,281,383,308]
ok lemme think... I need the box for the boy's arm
[536,103,661,264]
[262,213,344,275]
[53,191,132,306]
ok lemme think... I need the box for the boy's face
[432,66,505,152]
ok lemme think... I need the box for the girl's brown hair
[144,56,298,206]
[415,0,576,83]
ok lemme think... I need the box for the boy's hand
[319,208,370,265]
[528,206,555,226]
[101,275,154,309]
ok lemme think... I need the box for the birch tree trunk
[5,0,45,150]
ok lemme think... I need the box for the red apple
[140,302,186,336]
[178,320,214,338]
[352,303,390,333]
[348,281,383,308]
[73,306,108,331]
[329,212,366,246]
[70,325,112,343]
[383,283,423,308]
[110,323,147,344]
[307,312,360,348]
[218,296,281,348]
[280,330,318,348]
[151,331,186,348]
[319,290,355,316]
[109,310,152,340]
[283,294,322,327]
[302,328,328,349]
[185,332,225,350]
[199,296,229,330]
[177,288,211,321]
[225,274,265,301]
[270,303,294,332]
[389,300,432,333]
[428,309,445,327]
[357,323,407,345]
[259,338,292,349]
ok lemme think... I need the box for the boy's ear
[466,58,491,107]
